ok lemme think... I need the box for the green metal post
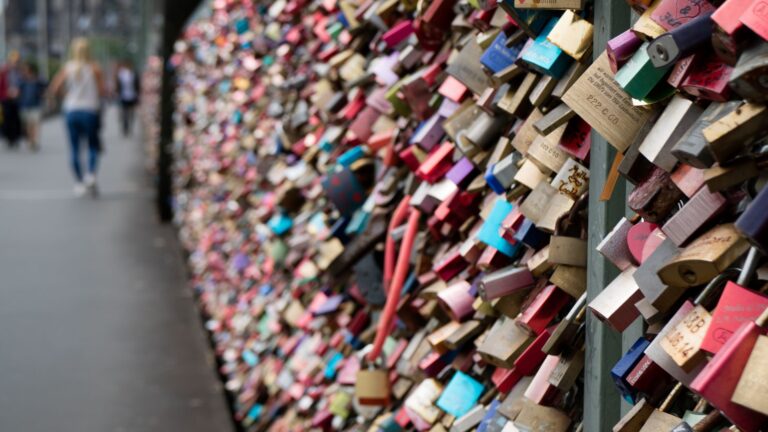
[585,1,632,430]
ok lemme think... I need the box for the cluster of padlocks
[165,0,768,430]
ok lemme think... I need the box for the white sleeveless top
[63,62,100,112]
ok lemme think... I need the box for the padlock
[667,54,697,89]
[740,0,768,41]
[615,41,672,101]
[659,269,741,372]
[690,296,768,431]
[478,266,535,301]
[731,333,768,416]
[546,10,593,61]
[547,200,587,267]
[481,32,526,75]
[658,224,749,289]
[700,248,768,354]
[597,217,637,271]
[512,397,571,432]
[627,167,684,224]
[516,284,571,335]
[542,293,586,356]
[704,102,768,165]
[613,398,655,432]
[736,171,768,253]
[611,338,652,403]
[647,11,714,69]
[649,0,716,31]
[730,42,768,103]
[607,29,643,74]
[436,371,485,418]
[645,300,707,386]
[638,94,704,173]
[520,17,573,79]
[679,54,733,102]
[636,383,685,432]
[671,100,742,169]
[478,317,535,368]
[589,267,644,332]
[549,263,587,299]
[548,348,584,391]
[355,348,391,406]
[660,186,728,247]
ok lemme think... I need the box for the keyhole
[655,44,668,61]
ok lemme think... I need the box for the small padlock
[659,268,741,372]
[636,383,685,432]
[589,267,644,332]
[548,196,588,267]
[355,352,391,406]
[542,293,586,356]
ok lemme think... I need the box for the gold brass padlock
[355,346,391,406]
[548,194,588,268]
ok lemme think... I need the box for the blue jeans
[65,111,100,181]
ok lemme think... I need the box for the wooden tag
[563,53,655,153]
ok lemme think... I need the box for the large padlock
[658,223,749,288]
[700,248,768,354]
[690,277,768,431]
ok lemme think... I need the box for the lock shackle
[737,246,761,287]
[566,293,588,321]
[660,382,684,413]
[369,195,421,362]
[555,191,589,238]
[357,344,387,368]
[694,268,741,306]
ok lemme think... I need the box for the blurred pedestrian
[0,51,23,149]
[47,38,106,197]
[115,60,140,137]
[18,62,46,152]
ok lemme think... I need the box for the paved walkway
[0,108,233,431]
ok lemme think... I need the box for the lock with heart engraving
[690,260,768,431]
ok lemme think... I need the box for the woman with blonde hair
[48,37,106,196]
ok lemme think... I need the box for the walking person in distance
[115,60,139,137]
[47,38,106,197]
